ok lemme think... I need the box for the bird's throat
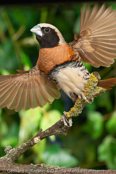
[36,43,78,74]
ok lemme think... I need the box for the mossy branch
[67,72,105,117]
[0,72,106,173]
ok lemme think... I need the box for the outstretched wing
[71,4,116,67]
[0,66,60,111]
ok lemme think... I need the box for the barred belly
[49,61,90,102]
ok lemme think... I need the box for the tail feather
[98,78,116,90]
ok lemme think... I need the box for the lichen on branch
[67,73,105,117]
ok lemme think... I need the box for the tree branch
[0,160,116,174]
[1,118,71,162]
[0,73,108,173]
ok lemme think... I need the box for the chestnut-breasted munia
[0,4,116,111]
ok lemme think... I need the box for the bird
[0,3,116,112]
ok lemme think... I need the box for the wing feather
[0,66,60,111]
[80,8,85,31]
[71,4,116,67]
[34,80,43,107]
[86,4,98,27]
[22,82,28,110]
[82,5,90,30]
[7,82,22,109]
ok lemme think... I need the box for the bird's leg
[78,92,94,104]
[61,112,72,127]
[80,92,90,103]
[70,91,94,104]
[69,92,78,103]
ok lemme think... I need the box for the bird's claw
[61,112,72,127]
[78,92,94,104]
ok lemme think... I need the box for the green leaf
[0,109,2,117]
[73,16,80,34]
[20,49,32,68]
[1,122,19,147]
[1,137,18,147]
[106,111,116,133]
[96,93,113,112]
[42,144,78,167]
[33,139,46,162]
[19,107,42,142]
[82,62,93,72]
[82,111,104,139]
[0,39,19,70]
[98,135,116,169]
[51,98,64,114]
[0,69,10,75]
[40,7,48,23]
[40,110,61,131]
[98,136,112,161]
[0,120,8,136]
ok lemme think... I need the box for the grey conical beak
[30,25,43,36]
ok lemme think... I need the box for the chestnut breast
[36,43,78,74]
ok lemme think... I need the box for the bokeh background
[0,2,116,169]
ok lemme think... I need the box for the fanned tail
[98,78,116,90]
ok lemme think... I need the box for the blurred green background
[0,2,116,169]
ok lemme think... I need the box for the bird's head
[30,23,66,48]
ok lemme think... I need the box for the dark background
[0,1,116,169]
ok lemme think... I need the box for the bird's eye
[44,27,50,33]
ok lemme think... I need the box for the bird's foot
[78,92,94,104]
[61,112,72,127]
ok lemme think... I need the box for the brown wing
[71,4,116,67]
[0,66,60,111]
